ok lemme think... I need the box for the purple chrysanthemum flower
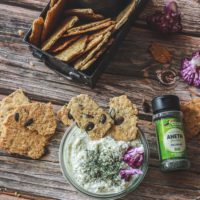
[120,168,143,181]
[180,51,200,87]
[146,1,182,34]
[122,146,144,168]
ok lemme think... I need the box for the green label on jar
[155,117,186,160]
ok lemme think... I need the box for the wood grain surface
[0,0,200,199]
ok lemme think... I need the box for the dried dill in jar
[152,95,190,172]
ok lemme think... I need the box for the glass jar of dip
[152,95,190,172]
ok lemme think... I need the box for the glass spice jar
[152,95,190,172]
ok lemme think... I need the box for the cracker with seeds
[41,0,66,43]
[42,16,79,51]
[0,102,57,159]
[57,103,74,126]
[29,17,44,46]
[55,35,88,62]
[181,98,200,139]
[65,8,104,21]
[58,94,113,140]
[3,103,57,137]
[0,89,30,137]
[74,31,112,70]
[50,36,80,53]
[115,0,137,31]
[62,19,114,37]
[108,95,138,141]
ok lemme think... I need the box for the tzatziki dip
[65,127,144,194]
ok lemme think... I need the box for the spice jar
[152,95,190,172]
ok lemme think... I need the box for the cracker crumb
[18,30,24,37]
[29,61,34,66]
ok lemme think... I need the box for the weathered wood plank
[1,0,200,35]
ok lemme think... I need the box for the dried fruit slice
[65,8,104,21]
[42,16,78,51]
[41,0,66,43]
[149,43,172,64]
[55,35,88,62]
[29,17,44,46]
[62,19,114,37]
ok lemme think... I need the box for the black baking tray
[24,0,147,88]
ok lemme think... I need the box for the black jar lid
[152,95,180,114]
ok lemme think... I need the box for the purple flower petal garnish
[146,1,182,34]
[180,51,200,87]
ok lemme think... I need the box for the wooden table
[0,0,200,199]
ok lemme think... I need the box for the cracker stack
[29,0,137,71]
[0,89,57,159]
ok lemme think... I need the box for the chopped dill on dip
[66,130,143,193]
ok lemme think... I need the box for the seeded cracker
[181,98,200,139]
[29,17,44,46]
[115,0,137,31]
[78,39,113,71]
[58,95,113,140]
[41,0,66,43]
[0,89,30,137]
[50,0,59,8]
[50,36,80,53]
[3,103,57,137]
[74,31,112,70]
[57,102,74,126]
[62,19,114,37]
[70,94,113,140]
[65,8,104,21]
[109,95,138,141]
[55,35,88,62]
[42,16,79,51]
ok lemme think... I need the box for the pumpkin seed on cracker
[42,16,79,51]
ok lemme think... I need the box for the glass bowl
[59,123,149,199]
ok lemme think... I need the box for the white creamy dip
[66,129,142,194]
